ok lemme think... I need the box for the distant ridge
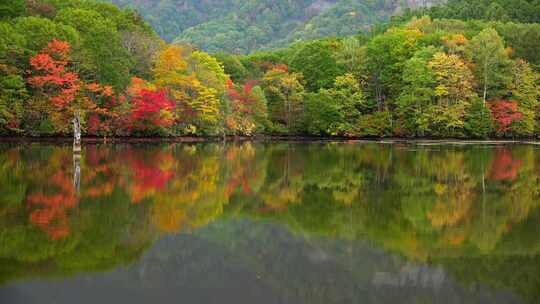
[107,0,445,53]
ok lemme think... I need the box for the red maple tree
[488,100,523,133]
[227,79,258,113]
[28,39,80,109]
[130,89,175,131]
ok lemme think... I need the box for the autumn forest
[0,0,539,138]
[2,1,540,303]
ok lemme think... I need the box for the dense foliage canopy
[0,0,539,138]
[402,0,540,24]
[108,0,444,53]
[220,16,540,138]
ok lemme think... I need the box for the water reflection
[0,142,539,303]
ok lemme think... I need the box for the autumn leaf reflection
[27,153,79,240]
[489,148,524,181]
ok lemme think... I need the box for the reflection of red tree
[83,146,121,198]
[488,149,523,181]
[225,174,252,198]
[27,172,78,240]
[224,147,254,198]
[126,150,175,203]
[133,159,174,190]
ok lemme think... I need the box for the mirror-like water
[0,142,539,304]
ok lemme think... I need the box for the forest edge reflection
[0,142,539,303]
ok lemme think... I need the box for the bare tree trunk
[286,91,292,133]
[287,99,291,132]
[73,153,81,195]
[73,111,82,153]
[377,86,384,111]
[483,62,488,105]
[483,78,488,105]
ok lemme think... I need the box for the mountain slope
[107,0,238,41]
[403,0,540,23]
[108,0,445,53]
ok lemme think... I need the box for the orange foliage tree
[85,83,118,136]
[28,39,82,133]
[226,80,259,135]
[28,39,120,136]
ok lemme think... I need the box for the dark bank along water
[0,142,539,304]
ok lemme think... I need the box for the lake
[0,141,539,304]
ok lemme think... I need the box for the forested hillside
[108,0,445,53]
[0,0,233,136]
[106,0,237,42]
[213,16,540,138]
[401,0,540,23]
[0,0,539,139]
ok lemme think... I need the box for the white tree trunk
[483,59,489,105]
[73,111,82,153]
[73,153,81,194]
[483,72,488,105]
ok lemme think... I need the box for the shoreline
[1,136,540,145]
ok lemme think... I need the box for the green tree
[0,66,26,134]
[325,74,366,135]
[13,17,80,57]
[0,0,25,19]
[485,3,510,22]
[427,52,477,137]
[509,59,539,136]
[397,47,438,136]
[262,67,304,134]
[303,91,341,136]
[0,22,26,134]
[464,98,495,138]
[55,8,133,88]
[188,50,228,94]
[289,39,345,92]
[335,36,364,78]
[214,52,248,82]
[121,29,162,79]
[467,28,512,104]
[0,22,25,63]
[303,74,366,137]
[494,22,540,70]
[365,28,422,110]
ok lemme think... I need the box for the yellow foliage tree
[153,45,226,135]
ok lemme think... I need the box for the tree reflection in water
[0,142,539,303]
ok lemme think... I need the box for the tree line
[0,0,539,138]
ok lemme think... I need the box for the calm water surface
[0,142,539,304]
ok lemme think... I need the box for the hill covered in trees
[400,0,540,24]
[217,16,540,138]
[107,0,445,53]
[0,0,539,139]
